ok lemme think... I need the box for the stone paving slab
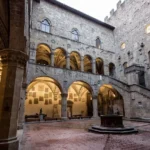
[20,120,150,150]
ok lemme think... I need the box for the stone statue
[40,108,42,115]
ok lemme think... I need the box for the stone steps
[89,126,138,134]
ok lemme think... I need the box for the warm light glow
[67,81,92,117]
[121,43,126,49]
[0,57,2,82]
[146,25,150,34]
[25,77,61,118]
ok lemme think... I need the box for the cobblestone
[20,120,150,150]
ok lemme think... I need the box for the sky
[57,0,125,21]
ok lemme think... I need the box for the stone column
[66,53,70,69]
[51,52,54,67]
[81,56,84,72]
[92,95,99,118]
[61,93,68,120]
[0,49,28,150]
[92,59,96,74]
[17,84,26,129]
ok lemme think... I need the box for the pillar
[0,49,28,150]
[17,84,26,129]
[51,52,54,67]
[81,56,84,72]
[61,93,68,120]
[66,53,70,69]
[92,95,99,118]
[92,59,96,74]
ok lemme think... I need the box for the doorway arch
[67,81,93,118]
[25,77,62,119]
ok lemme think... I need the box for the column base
[91,116,100,120]
[61,117,68,120]
[17,123,24,130]
[0,137,19,150]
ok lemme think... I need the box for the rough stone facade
[105,0,150,87]
[25,0,150,120]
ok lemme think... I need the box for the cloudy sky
[57,0,124,21]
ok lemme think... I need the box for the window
[96,37,101,49]
[72,29,79,41]
[123,62,127,74]
[41,19,50,33]
[121,43,126,49]
[146,25,150,34]
[148,51,150,64]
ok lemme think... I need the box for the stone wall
[30,0,115,65]
[105,0,150,88]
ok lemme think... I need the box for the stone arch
[109,62,115,77]
[96,57,104,75]
[98,84,125,116]
[70,51,81,71]
[41,18,51,33]
[67,80,93,118]
[25,76,63,119]
[36,44,51,65]
[54,47,67,68]
[27,76,63,93]
[96,37,101,49]
[84,55,92,73]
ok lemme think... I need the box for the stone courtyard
[19,120,150,150]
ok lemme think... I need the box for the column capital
[61,93,68,97]
[0,49,28,67]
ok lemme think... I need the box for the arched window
[72,29,79,41]
[123,62,127,74]
[36,44,51,65]
[41,19,50,33]
[109,63,115,77]
[148,51,150,64]
[96,37,101,49]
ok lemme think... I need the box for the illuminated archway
[70,51,81,71]
[54,48,66,68]
[96,57,104,75]
[84,55,92,73]
[98,84,124,116]
[67,81,93,118]
[25,77,62,120]
[36,44,51,65]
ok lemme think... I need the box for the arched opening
[123,62,127,74]
[96,57,104,75]
[36,44,51,65]
[84,55,92,73]
[96,37,101,49]
[70,51,81,71]
[25,77,62,121]
[54,48,66,68]
[71,28,79,41]
[67,81,93,119]
[98,84,124,116]
[148,51,150,64]
[41,19,50,33]
[109,63,115,77]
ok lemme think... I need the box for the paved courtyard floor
[19,119,150,150]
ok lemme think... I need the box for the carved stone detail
[0,49,28,67]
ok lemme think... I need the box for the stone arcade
[0,0,150,149]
